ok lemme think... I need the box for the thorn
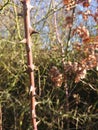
[20,38,26,43]
[20,0,25,4]
[17,13,24,17]
[96,66,98,71]
[32,110,37,119]
[29,86,36,95]
[28,64,35,72]
[30,85,36,93]
[32,64,35,70]
[29,26,39,35]
[32,110,35,115]
[30,5,34,10]
[30,85,33,92]
[36,121,40,126]
[35,102,40,106]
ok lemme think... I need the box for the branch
[52,0,65,66]
[52,0,70,129]
[0,0,9,12]
[65,7,76,60]
[21,0,38,130]
[13,2,22,40]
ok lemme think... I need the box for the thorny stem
[22,0,37,130]
[52,0,70,129]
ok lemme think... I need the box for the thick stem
[22,0,37,130]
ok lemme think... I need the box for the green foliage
[0,39,98,130]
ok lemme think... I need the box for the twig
[0,104,2,130]
[52,0,70,129]
[0,0,9,12]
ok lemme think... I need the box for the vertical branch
[65,8,75,60]
[21,0,37,130]
[52,0,65,65]
[13,3,21,40]
[52,0,70,129]
[14,110,16,130]
[0,104,2,130]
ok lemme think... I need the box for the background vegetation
[0,0,98,130]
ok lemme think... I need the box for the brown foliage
[72,25,90,42]
[63,0,91,10]
[50,41,98,84]
[50,66,63,87]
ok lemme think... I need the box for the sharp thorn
[20,38,26,44]
[30,5,34,10]
[20,0,25,4]
[17,13,24,17]
[36,121,40,126]
[29,26,39,35]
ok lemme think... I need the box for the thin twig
[52,0,70,129]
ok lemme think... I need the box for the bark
[22,0,38,130]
